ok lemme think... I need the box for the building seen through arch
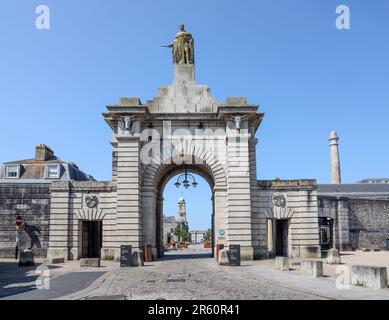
[162,196,189,244]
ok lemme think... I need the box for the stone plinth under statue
[147,64,218,113]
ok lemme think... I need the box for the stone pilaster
[267,219,274,254]
[111,137,118,183]
[213,187,228,248]
[249,137,266,258]
[335,199,351,250]
[226,132,254,260]
[115,136,142,260]
[47,181,71,261]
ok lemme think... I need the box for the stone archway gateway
[105,62,259,260]
[143,150,226,259]
[47,25,321,262]
[149,163,217,258]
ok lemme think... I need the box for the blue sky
[1,1,388,229]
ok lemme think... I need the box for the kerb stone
[218,249,230,266]
[301,260,323,278]
[326,248,341,264]
[275,256,289,271]
[47,257,65,264]
[19,250,35,267]
[80,258,101,267]
[351,265,388,289]
[131,250,144,267]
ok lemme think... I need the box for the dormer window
[5,165,20,179]
[45,164,60,179]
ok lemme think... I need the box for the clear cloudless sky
[1,1,389,230]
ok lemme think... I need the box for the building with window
[315,132,389,253]
[162,197,190,244]
[0,144,95,258]
[317,183,389,252]
[0,144,94,181]
[162,216,178,244]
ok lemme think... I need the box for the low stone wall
[0,183,51,258]
[348,199,389,250]
[80,258,101,267]
[351,265,388,289]
[301,260,323,277]
[275,257,289,271]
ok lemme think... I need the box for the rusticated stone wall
[255,179,321,259]
[47,181,117,261]
[348,199,389,250]
[0,183,51,258]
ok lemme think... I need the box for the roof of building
[0,145,94,182]
[163,215,177,223]
[176,215,188,224]
[317,184,389,200]
[357,178,389,184]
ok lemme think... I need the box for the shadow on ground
[1,270,106,300]
[0,261,61,298]
[161,252,213,261]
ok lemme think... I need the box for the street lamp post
[15,214,22,260]
[174,166,198,189]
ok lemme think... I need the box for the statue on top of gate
[163,24,195,65]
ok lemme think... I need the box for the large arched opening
[141,149,228,260]
[156,164,214,258]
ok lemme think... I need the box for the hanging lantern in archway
[174,166,198,189]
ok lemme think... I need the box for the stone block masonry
[275,257,289,271]
[301,260,323,278]
[351,265,388,289]
[256,180,321,259]
[80,258,101,267]
[326,248,341,264]
[47,181,116,262]
[348,199,389,250]
[0,183,51,258]
[115,137,142,260]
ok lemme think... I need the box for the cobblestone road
[65,246,323,300]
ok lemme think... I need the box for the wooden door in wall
[275,219,289,257]
[81,221,102,258]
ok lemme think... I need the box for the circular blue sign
[218,229,225,237]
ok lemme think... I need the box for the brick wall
[0,183,51,258]
[348,199,389,249]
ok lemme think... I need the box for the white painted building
[190,231,206,244]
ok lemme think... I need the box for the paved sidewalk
[0,259,116,299]
[235,259,389,300]
[2,248,389,300]
[61,248,389,301]
[2,271,106,300]
[58,247,320,300]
